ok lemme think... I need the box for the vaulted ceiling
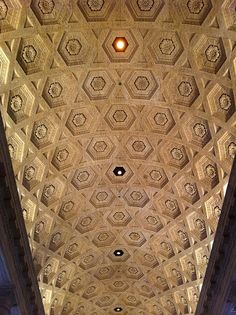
[0,0,236,314]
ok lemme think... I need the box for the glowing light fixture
[114,249,124,256]
[112,37,128,52]
[114,307,123,312]
[113,166,126,176]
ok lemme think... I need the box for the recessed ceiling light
[114,249,124,256]
[112,37,128,52]
[114,307,123,312]
[113,166,126,176]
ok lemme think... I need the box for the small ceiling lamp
[114,307,123,312]
[113,166,126,176]
[112,37,128,52]
[114,249,124,256]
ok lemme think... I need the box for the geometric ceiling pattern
[0,0,236,314]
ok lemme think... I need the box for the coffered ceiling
[0,0,236,314]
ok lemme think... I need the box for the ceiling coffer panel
[0,0,236,314]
